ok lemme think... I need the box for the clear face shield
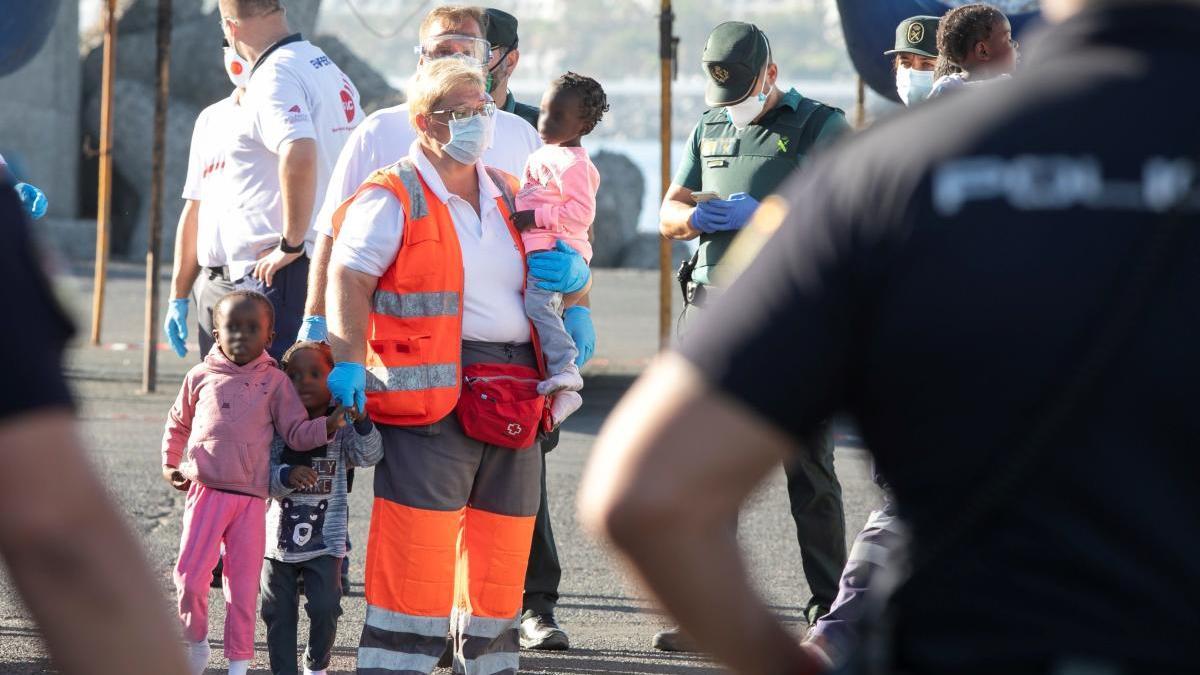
[414,34,491,67]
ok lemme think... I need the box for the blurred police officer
[485,8,539,128]
[654,21,852,651]
[583,0,1200,673]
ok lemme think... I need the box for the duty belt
[684,281,722,308]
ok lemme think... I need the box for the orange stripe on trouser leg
[459,508,537,619]
[365,498,462,616]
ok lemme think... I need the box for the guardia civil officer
[654,21,852,652]
[583,0,1200,672]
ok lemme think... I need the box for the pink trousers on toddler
[173,482,266,660]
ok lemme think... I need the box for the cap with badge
[485,8,519,51]
[702,21,771,107]
[884,15,940,58]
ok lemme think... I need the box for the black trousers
[784,421,847,616]
[523,434,561,616]
[261,556,343,675]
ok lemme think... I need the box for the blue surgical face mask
[442,113,494,165]
[896,66,934,106]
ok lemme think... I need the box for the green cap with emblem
[485,8,519,50]
[884,15,940,58]
[702,21,770,107]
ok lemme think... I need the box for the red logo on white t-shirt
[288,104,302,113]
[340,88,356,123]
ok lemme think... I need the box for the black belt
[206,266,232,282]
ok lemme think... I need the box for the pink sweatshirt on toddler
[162,347,331,499]
[517,145,600,262]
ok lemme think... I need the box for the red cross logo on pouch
[506,422,523,436]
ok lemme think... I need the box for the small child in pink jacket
[512,72,608,426]
[161,290,343,675]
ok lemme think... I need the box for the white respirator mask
[224,46,251,88]
[896,66,934,107]
[725,77,772,130]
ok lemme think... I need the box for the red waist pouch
[456,363,547,449]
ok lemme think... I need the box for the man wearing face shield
[299,6,549,346]
[654,21,852,652]
[484,8,539,129]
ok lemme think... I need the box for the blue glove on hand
[296,315,328,343]
[15,182,47,220]
[692,192,760,233]
[164,298,189,358]
[563,305,596,368]
[327,362,367,415]
[528,241,591,294]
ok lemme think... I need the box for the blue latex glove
[15,182,47,220]
[563,305,595,368]
[528,240,591,294]
[163,298,189,358]
[296,315,328,343]
[692,192,760,233]
[327,362,367,414]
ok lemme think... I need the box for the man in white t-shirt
[164,91,242,359]
[297,5,540,343]
[217,0,361,359]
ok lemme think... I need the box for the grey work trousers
[524,281,577,376]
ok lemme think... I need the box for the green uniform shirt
[502,93,540,130]
[674,87,851,285]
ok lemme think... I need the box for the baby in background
[512,72,609,426]
[161,290,344,675]
[262,340,383,675]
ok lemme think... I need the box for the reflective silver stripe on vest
[365,364,457,392]
[372,290,459,319]
[394,159,428,221]
[485,167,516,214]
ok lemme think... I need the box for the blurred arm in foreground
[0,184,187,674]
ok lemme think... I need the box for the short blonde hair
[418,6,486,42]
[407,57,487,128]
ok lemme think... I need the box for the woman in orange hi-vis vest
[325,59,591,674]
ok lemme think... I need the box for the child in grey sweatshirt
[261,341,383,675]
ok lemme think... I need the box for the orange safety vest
[331,158,542,427]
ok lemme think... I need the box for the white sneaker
[550,391,583,427]
[303,669,327,675]
[184,640,210,675]
[537,366,583,395]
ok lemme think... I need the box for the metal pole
[91,0,118,346]
[855,75,867,129]
[658,1,676,350]
[142,0,172,393]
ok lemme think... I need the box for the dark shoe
[519,610,569,650]
[209,559,223,589]
[652,626,697,653]
[436,637,453,668]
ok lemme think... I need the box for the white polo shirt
[222,35,361,280]
[314,104,541,238]
[331,141,529,344]
[182,93,239,268]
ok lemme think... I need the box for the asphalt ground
[0,262,882,674]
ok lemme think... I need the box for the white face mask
[896,66,934,107]
[725,76,772,130]
[224,47,251,88]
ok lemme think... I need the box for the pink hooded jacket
[162,347,330,499]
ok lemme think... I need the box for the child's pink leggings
[173,483,266,660]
